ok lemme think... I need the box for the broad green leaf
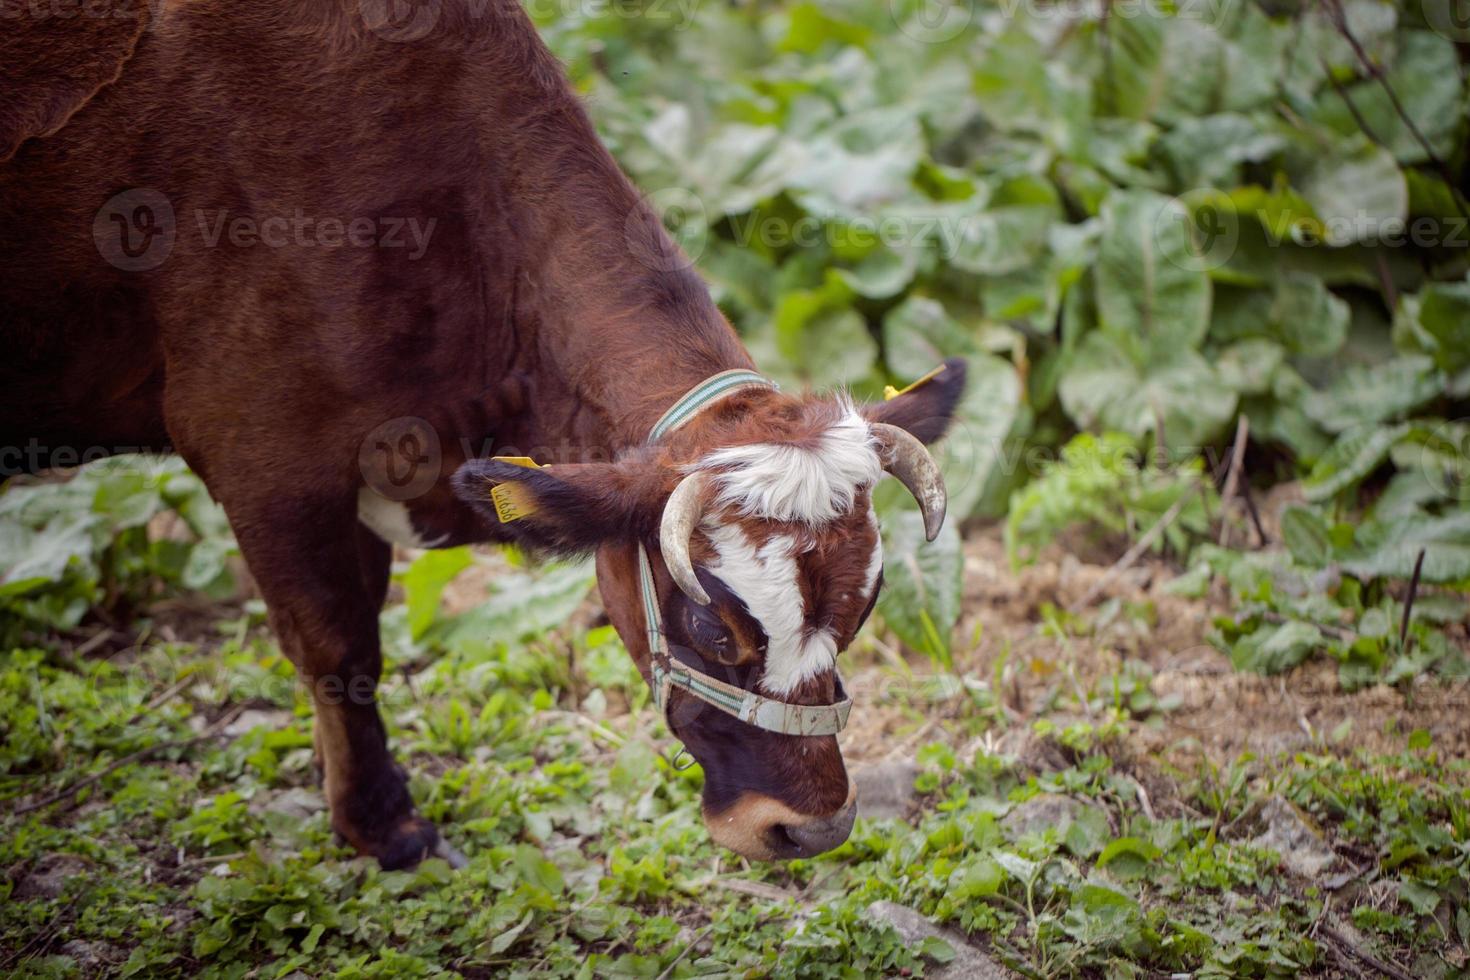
[1160,113,1284,189]
[1230,620,1325,673]
[1280,504,1333,567]
[1211,273,1347,358]
[181,538,232,592]
[1058,332,1236,449]
[948,206,1055,277]
[1096,836,1162,878]
[836,247,915,300]
[1215,338,1286,396]
[774,281,878,386]
[881,296,977,379]
[948,855,1005,899]
[1097,9,1167,122]
[877,509,962,665]
[0,519,97,596]
[1313,32,1464,166]
[779,3,872,54]
[439,561,595,649]
[487,910,535,955]
[1269,272,1350,357]
[788,307,877,386]
[1303,422,1415,502]
[917,936,957,964]
[974,26,1087,141]
[1095,190,1213,355]
[785,108,924,214]
[400,547,476,640]
[1303,356,1441,434]
[1298,140,1407,247]
[936,354,1025,521]
[1342,511,1470,584]
[1063,806,1111,858]
[1417,277,1470,374]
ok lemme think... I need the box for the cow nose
[778,794,858,856]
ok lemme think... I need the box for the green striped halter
[637,369,854,738]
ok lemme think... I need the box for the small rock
[14,853,89,900]
[223,708,292,737]
[853,760,919,820]
[866,901,1011,979]
[1251,796,1337,877]
[59,940,118,971]
[251,787,326,821]
[1002,793,1079,838]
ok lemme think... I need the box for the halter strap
[638,371,854,738]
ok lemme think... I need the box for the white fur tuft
[358,488,447,548]
[694,408,882,525]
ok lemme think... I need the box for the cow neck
[635,370,854,739]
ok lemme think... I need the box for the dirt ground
[837,525,1470,779]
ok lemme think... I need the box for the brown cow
[1,0,965,867]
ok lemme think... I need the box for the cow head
[452,359,965,859]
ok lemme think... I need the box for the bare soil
[840,524,1470,771]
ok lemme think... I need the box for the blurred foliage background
[3,2,1470,976]
[531,0,1470,680]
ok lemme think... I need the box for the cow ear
[451,458,660,556]
[863,357,968,444]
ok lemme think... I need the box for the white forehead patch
[694,407,882,525]
[705,523,838,698]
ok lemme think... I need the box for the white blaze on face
[705,523,836,697]
[693,409,888,698]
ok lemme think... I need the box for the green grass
[4,0,1470,971]
[3,574,1467,978]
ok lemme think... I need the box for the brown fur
[1,0,964,864]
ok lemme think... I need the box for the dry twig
[1071,483,1200,612]
[1218,415,1250,548]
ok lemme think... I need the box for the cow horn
[659,471,711,606]
[872,422,947,542]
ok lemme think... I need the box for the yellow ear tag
[488,456,541,523]
[883,363,947,401]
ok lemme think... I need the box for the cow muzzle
[703,782,859,860]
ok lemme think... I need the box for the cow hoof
[371,816,445,871]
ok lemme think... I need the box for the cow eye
[686,607,739,663]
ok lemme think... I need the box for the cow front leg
[229,499,445,869]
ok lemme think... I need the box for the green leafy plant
[1005,432,1214,568]
[0,458,237,642]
